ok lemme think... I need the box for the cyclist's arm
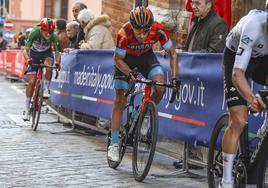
[167,46,178,79]
[157,24,178,79]
[23,28,36,60]
[232,22,265,111]
[51,33,60,65]
[114,28,132,76]
[23,47,30,60]
[54,51,60,65]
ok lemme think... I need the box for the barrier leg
[151,142,205,178]
[50,110,78,134]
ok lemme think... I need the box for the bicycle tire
[132,100,158,182]
[31,80,43,131]
[207,113,229,188]
[107,129,127,169]
[256,136,268,188]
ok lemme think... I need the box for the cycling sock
[26,97,31,111]
[222,152,236,183]
[44,80,50,90]
[111,131,119,144]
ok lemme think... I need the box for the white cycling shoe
[43,89,50,98]
[108,144,119,162]
[218,181,234,188]
[22,110,30,121]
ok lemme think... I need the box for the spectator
[185,0,231,29]
[77,9,114,49]
[17,32,26,49]
[184,0,228,53]
[72,2,87,45]
[0,32,8,50]
[65,21,80,51]
[56,19,70,52]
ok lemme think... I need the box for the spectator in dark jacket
[184,0,228,53]
[72,2,87,45]
[0,32,8,50]
[64,21,80,52]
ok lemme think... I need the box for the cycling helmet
[129,6,154,30]
[40,18,55,33]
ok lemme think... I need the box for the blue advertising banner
[50,50,267,147]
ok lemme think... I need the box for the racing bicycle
[26,62,58,131]
[207,89,268,188]
[107,75,180,182]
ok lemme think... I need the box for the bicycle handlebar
[124,78,181,103]
[24,63,59,79]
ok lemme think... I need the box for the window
[44,0,68,19]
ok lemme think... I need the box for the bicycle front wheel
[132,100,158,182]
[207,113,229,188]
[31,80,43,131]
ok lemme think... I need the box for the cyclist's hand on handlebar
[171,78,180,91]
[25,58,32,65]
[169,78,181,103]
[250,95,266,112]
[128,71,139,82]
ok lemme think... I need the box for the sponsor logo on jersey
[241,35,253,45]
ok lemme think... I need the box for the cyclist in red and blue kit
[108,6,179,162]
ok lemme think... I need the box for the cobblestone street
[0,76,208,188]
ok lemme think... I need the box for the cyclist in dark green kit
[22,18,61,121]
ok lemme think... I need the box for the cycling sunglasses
[133,28,150,35]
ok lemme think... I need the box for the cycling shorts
[26,50,54,75]
[113,50,165,90]
[224,47,268,108]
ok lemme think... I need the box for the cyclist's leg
[43,52,54,91]
[111,87,127,144]
[23,51,39,120]
[148,66,165,104]
[109,69,128,161]
[44,56,53,81]
[140,52,165,104]
[221,47,248,186]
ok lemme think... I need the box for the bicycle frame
[32,66,44,111]
[237,91,268,184]
[125,79,179,138]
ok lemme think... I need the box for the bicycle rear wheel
[132,101,158,182]
[31,80,43,131]
[107,129,127,169]
[207,113,229,188]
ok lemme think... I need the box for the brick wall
[150,0,179,9]
[102,0,133,41]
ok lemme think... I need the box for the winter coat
[184,10,228,53]
[80,14,115,50]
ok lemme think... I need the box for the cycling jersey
[226,9,268,71]
[25,26,59,52]
[115,21,172,57]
